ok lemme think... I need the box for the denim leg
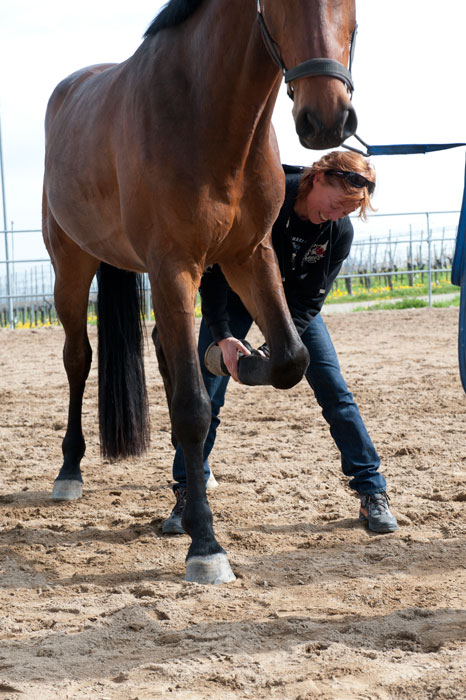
[302,314,386,495]
[172,295,253,490]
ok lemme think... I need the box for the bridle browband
[256,0,357,100]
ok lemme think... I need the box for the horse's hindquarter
[44,63,147,271]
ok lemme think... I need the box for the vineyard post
[426,212,432,307]
[0,116,14,328]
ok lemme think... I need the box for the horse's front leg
[150,267,235,584]
[222,239,309,389]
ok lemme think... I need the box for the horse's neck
[140,0,281,167]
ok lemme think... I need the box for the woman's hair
[297,150,376,221]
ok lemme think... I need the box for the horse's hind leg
[45,219,99,500]
[152,325,177,448]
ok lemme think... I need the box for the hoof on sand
[206,471,219,491]
[52,479,83,501]
[185,553,236,585]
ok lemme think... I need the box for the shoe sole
[162,520,186,535]
[359,512,398,533]
[204,343,229,376]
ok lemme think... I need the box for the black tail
[97,262,150,459]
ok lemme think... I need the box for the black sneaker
[162,488,187,535]
[359,492,398,533]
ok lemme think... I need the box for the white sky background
[1,0,466,257]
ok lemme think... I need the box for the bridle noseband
[256,0,357,100]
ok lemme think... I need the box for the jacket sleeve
[285,217,354,335]
[199,264,233,342]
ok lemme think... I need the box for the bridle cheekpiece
[256,0,357,100]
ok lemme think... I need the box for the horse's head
[257,0,358,149]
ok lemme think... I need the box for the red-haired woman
[163,151,398,536]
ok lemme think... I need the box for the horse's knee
[270,342,309,389]
[171,385,211,445]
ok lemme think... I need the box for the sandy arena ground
[1,307,466,699]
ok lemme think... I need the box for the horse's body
[43,0,357,583]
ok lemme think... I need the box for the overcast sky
[1,0,465,255]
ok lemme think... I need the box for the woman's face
[301,171,363,225]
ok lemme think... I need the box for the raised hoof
[185,553,236,585]
[52,479,83,501]
[204,342,229,376]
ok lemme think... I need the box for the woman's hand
[218,337,251,382]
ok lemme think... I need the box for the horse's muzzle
[295,104,358,150]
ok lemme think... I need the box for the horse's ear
[282,164,305,174]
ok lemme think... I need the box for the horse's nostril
[296,109,318,140]
[342,105,358,141]
[294,102,358,149]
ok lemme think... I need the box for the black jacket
[201,171,354,341]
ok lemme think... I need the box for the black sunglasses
[325,169,375,195]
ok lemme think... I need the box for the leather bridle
[256,0,357,100]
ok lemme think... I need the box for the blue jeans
[172,300,386,495]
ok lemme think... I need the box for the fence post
[408,225,413,286]
[426,212,432,307]
[0,116,14,328]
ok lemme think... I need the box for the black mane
[144,0,205,37]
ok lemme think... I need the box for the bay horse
[42,0,358,584]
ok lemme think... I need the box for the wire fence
[0,210,461,328]
[337,210,458,303]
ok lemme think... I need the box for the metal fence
[338,210,459,305]
[0,209,461,328]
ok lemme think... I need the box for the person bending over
[162,150,398,536]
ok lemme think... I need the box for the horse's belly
[48,194,147,273]
[72,228,147,273]
[80,236,147,273]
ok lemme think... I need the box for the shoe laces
[172,488,187,517]
[363,492,390,513]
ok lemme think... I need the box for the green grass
[353,295,460,312]
[433,295,461,309]
[326,275,459,306]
